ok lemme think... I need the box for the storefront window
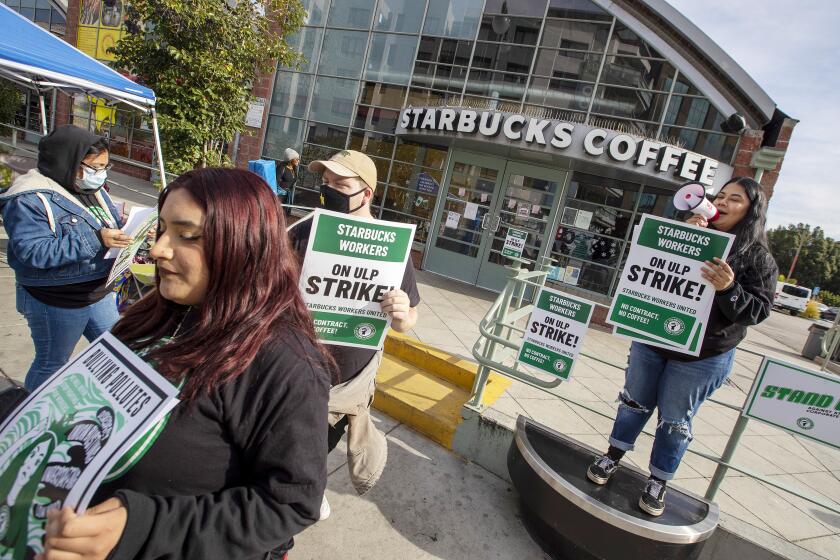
[373,0,425,33]
[263,116,305,158]
[269,72,312,118]
[471,42,534,73]
[591,85,668,122]
[609,21,662,58]
[366,33,419,85]
[424,0,483,39]
[306,122,349,148]
[300,0,330,26]
[600,56,675,92]
[465,69,528,101]
[477,16,542,45]
[484,0,547,18]
[280,27,323,73]
[327,0,375,29]
[309,76,358,125]
[417,37,473,65]
[546,0,611,21]
[540,19,610,51]
[353,105,401,133]
[359,82,407,109]
[526,77,593,112]
[532,48,601,81]
[349,129,396,159]
[393,139,448,169]
[318,29,368,78]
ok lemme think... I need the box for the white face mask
[78,167,107,192]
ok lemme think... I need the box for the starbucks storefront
[398,107,732,303]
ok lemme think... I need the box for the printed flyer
[0,333,179,560]
[743,358,840,450]
[106,207,158,285]
[517,287,594,380]
[606,215,733,355]
[501,228,528,259]
[298,209,416,349]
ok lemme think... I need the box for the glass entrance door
[476,162,568,291]
[423,151,506,285]
[425,152,569,290]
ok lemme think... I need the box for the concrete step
[374,331,511,449]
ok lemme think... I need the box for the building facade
[248,0,795,309]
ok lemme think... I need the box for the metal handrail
[468,266,840,517]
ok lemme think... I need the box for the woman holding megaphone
[587,177,778,517]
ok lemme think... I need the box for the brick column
[232,68,276,168]
[730,118,798,200]
[52,0,81,127]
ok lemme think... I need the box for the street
[755,308,826,355]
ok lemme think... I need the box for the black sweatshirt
[652,243,778,361]
[94,329,331,559]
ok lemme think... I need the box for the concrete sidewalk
[406,270,840,560]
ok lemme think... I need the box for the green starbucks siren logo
[354,323,377,340]
[796,417,815,430]
[664,317,686,336]
[553,359,567,373]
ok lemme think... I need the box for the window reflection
[526,78,593,112]
[366,33,419,85]
[547,0,611,21]
[327,0,375,29]
[310,76,358,126]
[532,49,601,81]
[540,20,610,51]
[373,0,425,33]
[424,0,483,39]
[280,27,323,73]
[477,16,542,45]
[269,72,311,118]
[306,122,349,148]
[318,30,368,78]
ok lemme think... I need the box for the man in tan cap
[287,150,420,514]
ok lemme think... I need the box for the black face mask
[319,184,368,214]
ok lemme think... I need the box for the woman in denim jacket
[0,125,130,390]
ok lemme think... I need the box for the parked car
[821,306,838,321]
[773,282,812,314]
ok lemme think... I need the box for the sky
[667,0,840,239]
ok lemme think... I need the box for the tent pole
[38,93,48,134]
[150,108,167,189]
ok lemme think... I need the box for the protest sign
[606,216,733,354]
[743,358,840,450]
[298,209,415,349]
[106,207,157,285]
[502,228,528,259]
[517,288,593,380]
[0,333,178,559]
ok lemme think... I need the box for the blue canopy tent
[0,4,167,185]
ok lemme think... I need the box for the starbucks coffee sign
[396,107,733,190]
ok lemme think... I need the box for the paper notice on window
[0,333,179,559]
[464,202,478,220]
[574,210,593,230]
[480,193,488,203]
[531,204,541,215]
[446,211,461,229]
[457,187,466,197]
[517,204,530,217]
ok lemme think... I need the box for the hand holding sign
[701,258,735,291]
[41,499,126,560]
[380,289,415,331]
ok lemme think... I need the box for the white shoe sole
[638,496,664,516]
[586,468,611,485]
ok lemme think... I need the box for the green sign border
[743,357,840,451]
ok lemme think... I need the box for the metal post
[705,414,749,501]
[467,276,516,409]
[38,93,48,134]
[149,108,167,189]
[820,312,840,372]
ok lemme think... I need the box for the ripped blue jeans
[609,342,735,480]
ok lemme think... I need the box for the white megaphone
[673,182,719,222]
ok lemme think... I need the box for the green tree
[110,0,305,173]
[0,78,22,127]
[768,224,840,292]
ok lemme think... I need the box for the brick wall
[730,118,798,199]
[53,0,81,127]
[232,68,275,168]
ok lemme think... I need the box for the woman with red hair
[38,168,332,560]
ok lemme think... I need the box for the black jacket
[95,329,331,559]
[652,243,778,361]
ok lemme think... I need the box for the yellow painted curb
[384,331,511,407]
[374,354,466,449]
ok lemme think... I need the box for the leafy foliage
[110,0,305,173]
[0,79,22,127]
[820,290,840,308]
[768,224,840,294]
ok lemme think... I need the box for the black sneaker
[639,477,667,516]
[586,454,619,485]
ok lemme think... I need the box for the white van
[774,282,812,314]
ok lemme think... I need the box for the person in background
[0,125,129,391]
[40,168,332,560]
[278,147,300,205]
[288,150,420,509]
[586,177,778,517]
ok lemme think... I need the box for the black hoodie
[37,125,106,192]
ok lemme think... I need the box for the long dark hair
[112,167,332,402]
[715,176,770,261]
